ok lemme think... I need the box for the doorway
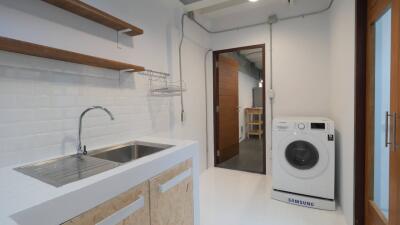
[213,44,266,174]
[355,0,400,225]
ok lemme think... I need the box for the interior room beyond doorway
[213,45,266,174]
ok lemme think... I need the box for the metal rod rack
[135,69,186,97]
[136,69,170,79]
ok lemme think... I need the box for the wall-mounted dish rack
[136,70,186,97]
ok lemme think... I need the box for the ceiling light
[249,0,259,2]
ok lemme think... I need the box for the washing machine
[271,117,335,210]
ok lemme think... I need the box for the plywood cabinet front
[149,160,194,225]
[62,181,150,225]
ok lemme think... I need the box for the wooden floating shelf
[0,36,145,72]
[42,0,143,36]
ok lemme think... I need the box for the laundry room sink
[14,142,174,187]
[14,155,120,187]
[88,142,174,164]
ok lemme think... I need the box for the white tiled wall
[0,52,173,167]
[0,0,211,171]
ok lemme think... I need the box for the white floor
[200,168,347,225]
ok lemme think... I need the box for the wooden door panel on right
[149,160,193,225]
[365,0,400,224]
[390,1,400,224]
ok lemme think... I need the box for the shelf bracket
[119,69,135,86]
[120,69,135,73]
[119,28,133,34]
[117,28,133,49]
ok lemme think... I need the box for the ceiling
[181,0,332,31]
[240,49,263,70]
[180,0,203,5]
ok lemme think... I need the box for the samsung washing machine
[271,117,335,210]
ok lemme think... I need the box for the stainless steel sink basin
[89,142,174,163]
[14,142,173,187]
[14,155,120,187]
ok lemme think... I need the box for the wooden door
[63,182,150,225]
[389,0,400,224]
[149,160,193,225]
[216,55,239,162]
[365,0,400,224]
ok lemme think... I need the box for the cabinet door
[149,160,193,225]
[62,182,150,225]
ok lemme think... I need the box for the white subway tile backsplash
[3,67,40,80]
[0,79,33,95]
[0,95,16,108]
[0,109,33,123]
[0,61,172,168]
[63,119,78,130]
[30,120,65,134]
[33,109,64,121]
[31,133,65,148]
[50,96,77,107]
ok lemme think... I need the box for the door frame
[354,0,368,225]
[213,44,266,174]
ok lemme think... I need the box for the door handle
[393,112,398,150]
[385,111,391,147]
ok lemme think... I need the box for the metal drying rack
[136,69,186,97]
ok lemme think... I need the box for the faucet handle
[83,145,88,155]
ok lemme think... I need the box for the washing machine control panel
[274,118,332,133]
[274,122,290,130]
[311,122,326,130]
[296,122,326,131]
[297,123,306,130]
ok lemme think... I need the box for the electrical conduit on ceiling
[178,0,334,169]
[186,0,334,33]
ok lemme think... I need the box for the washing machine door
[278,133,330,179]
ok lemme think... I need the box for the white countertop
[0,136,200,225]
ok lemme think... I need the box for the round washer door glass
[285,141,319,170]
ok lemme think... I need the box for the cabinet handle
[96,195,144,225]
[159,168,192,193]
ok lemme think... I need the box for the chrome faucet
[78,106,114,156]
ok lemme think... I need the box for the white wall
[210,4,356,224]
[273,15,331,117]
[329,0,356,224]
[210,11,332,174]
[238,71,258,141]
[0,0,211,170]
[170,17,211,171]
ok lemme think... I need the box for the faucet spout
[78,106,115,156]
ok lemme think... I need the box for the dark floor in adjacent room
[216,138,264,174]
